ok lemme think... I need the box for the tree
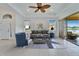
[71,26,78,33]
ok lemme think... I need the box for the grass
[67,27,79,30]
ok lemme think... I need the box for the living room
[0,3,79,55]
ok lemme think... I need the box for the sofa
[30,30,49,44]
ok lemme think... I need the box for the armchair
[15,32,28,47]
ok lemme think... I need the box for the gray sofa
[30,30,49,44]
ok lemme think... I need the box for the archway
[0,14,13,40]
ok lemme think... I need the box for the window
[66,20,79,35]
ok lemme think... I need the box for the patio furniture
[67,32,77,40]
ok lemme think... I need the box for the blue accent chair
[15,32,28,47]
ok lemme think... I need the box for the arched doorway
[0,14,13,40]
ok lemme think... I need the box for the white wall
[15,14,25,33]
[0,4,26,39]
[30,19,49,30]
[59,20,67,39]
[25,18,60,38]
[55,20,59,38]
[0,4,15,39]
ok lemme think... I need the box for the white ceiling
[0,3,79,20]
[8,3,72,18]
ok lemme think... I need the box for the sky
[66,20,79,34]
[66,20,79,27]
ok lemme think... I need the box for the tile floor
[67,37,79,46]
[0,38,79,56]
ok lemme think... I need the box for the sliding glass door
[66,20,79,38]
[65,20,79,38]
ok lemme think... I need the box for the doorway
[0,22,11,39]
[65,12,79,46]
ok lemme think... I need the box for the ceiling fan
[29,3,51,13]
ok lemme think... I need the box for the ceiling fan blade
[42,5,51,9]
[40,8,46,13]
[35,9,39,12]
[37,3,42,7]
[29,6,37,8]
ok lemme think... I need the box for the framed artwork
[37,23,43,29]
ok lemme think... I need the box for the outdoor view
[66,20,79,36]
